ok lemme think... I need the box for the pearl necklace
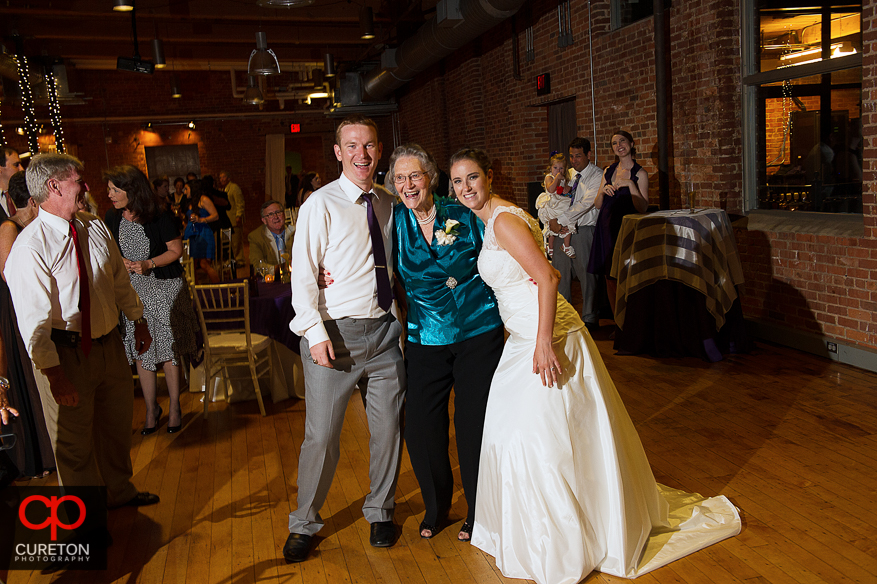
[415,205,437,225]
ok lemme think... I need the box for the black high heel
[419,508,449,539]
[458,521,473,542]
[140,405,162,436]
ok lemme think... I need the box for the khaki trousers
[34,329,138,507]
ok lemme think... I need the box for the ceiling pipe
[361,0,526,101]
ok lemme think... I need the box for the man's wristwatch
[133,317,147,325]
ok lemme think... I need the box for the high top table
[609,208,751,361]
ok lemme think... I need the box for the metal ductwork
[361,0,526,101]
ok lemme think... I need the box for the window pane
[759,3,860,74]
[757,78,861,213]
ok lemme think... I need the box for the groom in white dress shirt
[283,115,406,563]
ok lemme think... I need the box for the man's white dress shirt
[290,173,396,346]
[5,208,144,370]
[557,162,603,229]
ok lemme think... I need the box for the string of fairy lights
[46,68,66,153]
[15,55,41,155]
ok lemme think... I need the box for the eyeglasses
[262,210,284,219]
[393,172,426,184]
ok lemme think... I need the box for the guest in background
[153,177,170,201]
[202,175,233,232]
[536,152,576,259]
[248,200,294,267]
[6,153,159,509]
[219,170,245,264]
[171,178,190,226]
[549,138,602,330]
[184,179,220,283]
[0,171,55,480]
[186,171,198,182]
[297,172,321,207]
[104,166,198,434]
[588,130,649,320]
[0,147,23,222]
[285,166,300,210]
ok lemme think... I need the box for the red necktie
[69,220,91,356]
[3,191,15,217]
[361,193,393,311]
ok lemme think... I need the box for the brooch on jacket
[435,219,461,246]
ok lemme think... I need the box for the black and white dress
[118,217,198,371]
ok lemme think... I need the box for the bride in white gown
[449,149,740,584]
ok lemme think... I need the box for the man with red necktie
[5,153,160,514]
[285,115,405,563]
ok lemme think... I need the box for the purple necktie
[361,193,393,311]
[568,172,581,208]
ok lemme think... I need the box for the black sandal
[420,509,450,539]
[458,521,473,541]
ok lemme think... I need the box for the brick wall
[393,0,877,351]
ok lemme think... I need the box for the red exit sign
[290,123,301,133]
[536,73,550,96]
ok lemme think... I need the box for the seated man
[248,200,295,266]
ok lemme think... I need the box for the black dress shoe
[110,491,160,509]
[369,521,396,548]
[283,533,313,563]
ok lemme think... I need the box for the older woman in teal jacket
[389,144,504,541]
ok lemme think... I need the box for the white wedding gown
[471,206,741,584]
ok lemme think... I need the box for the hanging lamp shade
[324,53,335,77]
[152,38,166,68]
[243,76,264,105]
[170,75,182,98]
[360,7,375,40]
[248,32,281,76]
[113,0,134,11]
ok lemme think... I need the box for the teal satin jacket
[394,198,503,345]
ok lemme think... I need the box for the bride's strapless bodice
[478,205,583,340]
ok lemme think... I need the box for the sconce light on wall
[248,32,281,76]
[187,121,196,130]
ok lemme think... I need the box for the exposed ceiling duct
[360,0,526,101]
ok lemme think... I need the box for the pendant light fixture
[243,76,264,105]
[248,32,281,76]
[113,0,134,12]
[170,74,182,98]
[360,7,375,40]
[324,53,336,78]
[152,38,166,68]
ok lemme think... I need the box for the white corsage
[435,219,461,246]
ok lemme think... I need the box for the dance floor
[4,321,876,584]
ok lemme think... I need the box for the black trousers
[404,326,504,525]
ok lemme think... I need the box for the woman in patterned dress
[104,166,198,435]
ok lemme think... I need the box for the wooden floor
[6,326,877,584]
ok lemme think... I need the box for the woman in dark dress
[184,179,220,283]
[296,172,321,207]
[0,171,55,480]
[105,166,199,434]
[588,130,649,319]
